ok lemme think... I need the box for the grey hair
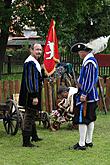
[30,43,41,50]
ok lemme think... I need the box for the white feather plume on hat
[85,35,110,54]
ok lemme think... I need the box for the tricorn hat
[71,35,110,54]
[70,43,92,53]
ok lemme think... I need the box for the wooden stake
[3,80,9,102]
[0,81,2,102]
[98,77,107,114]
[9,80,14,98]
[15,80,20,93]
[44,79,49,112]
[47,80,53,113]
[105,77,110,111]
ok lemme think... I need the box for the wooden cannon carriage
[0,95,50,136]
[0,80,50,136]
[0,99,21,135]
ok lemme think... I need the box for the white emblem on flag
[46,41,54,59]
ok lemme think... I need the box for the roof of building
[7,37,45,46]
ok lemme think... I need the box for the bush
[6,47,30,61]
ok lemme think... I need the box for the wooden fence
[61,53,110,77]
[0,78,60,113]
[0,80,20,102]
[1,54,110,77]
[0,77,110,113]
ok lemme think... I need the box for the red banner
[43,19,60,76]
[94,54,110,67]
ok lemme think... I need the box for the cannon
[0,94,50,136]
[0,99,21,135]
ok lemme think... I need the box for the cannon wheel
[52,121,60,130]
[3,99,20,135]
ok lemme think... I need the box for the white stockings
[79,122,94,146]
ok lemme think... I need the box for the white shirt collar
[82,52,94,65]
[24,55,41,74]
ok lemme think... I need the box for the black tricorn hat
[70,43,92,53]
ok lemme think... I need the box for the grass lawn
[0,111,110,165]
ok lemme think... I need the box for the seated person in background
[50,85,78,131]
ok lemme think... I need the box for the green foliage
[1,72,22,81]
[0,0,110,58]
[6,46,30,60]
[10,0,110,43]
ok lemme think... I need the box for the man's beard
[35,54,41,60]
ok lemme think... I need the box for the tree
[0,0,12,77]
[0,0,110,78]
[10,0,110,42]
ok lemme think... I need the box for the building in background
[7,26,44,49]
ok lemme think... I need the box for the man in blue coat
[19,43,43,147]
[70,43,99,150]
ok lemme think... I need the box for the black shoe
[36,137,43,141]
[85,142,93,147]
[23,142,35,147]
[31,137,43,142]
[69,143,86,150]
